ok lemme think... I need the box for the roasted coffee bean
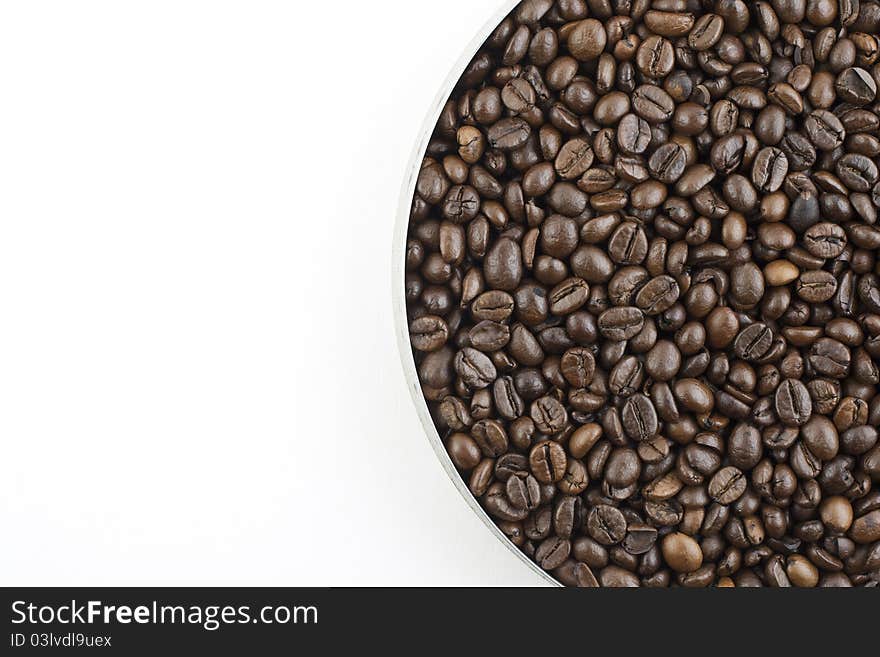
[622,393,659,442]
[555,137,594,180]
[598,306,645,341]
[709,467,747,504]
[804,222,847,258]
[633,84,675,123]
[775,379,813,427]
[455,348,497,389]
[407,0,880,587]
[661,532,703,573]
[529,440,566,484]
[560,347,595,388]
[752,147,789,192]
[493,376,524,420]
[809,338,851,378]
[531,395,567,434]
[635,275,680,316]
[649,142,688,183]
[471,419,509,458]
[409,315,449,352]
[733,323,774,362]
[506,473,541,511]
[587,505,627,546]
[805,109,846,151]
[689,13,724,51]
[837,153,879,192]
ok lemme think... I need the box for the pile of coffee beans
[405,0,880,587]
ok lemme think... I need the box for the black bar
[1,587,875,653]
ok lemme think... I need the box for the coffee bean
[709,467,747,504]
[530,395,567,434]
[836,67,877,105]
[661,532,703,573]
[622,393,659,442]
[607,222,648,265]
[804,222,847,258]
[506,472,541,511]
[471,419,508,458]
[635,275,680,315]
[471,290,514,322]
[484,238,523,292]
[796,270,838,303]
[535,536,571,570]
[488,118,531,152]
[733,323,774,362]
[636,37,675,79]
[623,523,657,556]
[469,320,510,352]
[809,338,851,378]
[560,347,595,388]
[555,137,594,180]
[493,376,524,420]
[805,109,846,151]
[598,306,645,341]
[632,84,675,123]
[548,277,589,315]
[587,504,627,546]
[649,142,687,182]
[455,347,497,389]
[752,146,789,192]
[710,133,746,174]
[409,315,449,352]
[775,378,813,427]
[529,440,566,484]
[688,13,724,51]
[837,153,879,192]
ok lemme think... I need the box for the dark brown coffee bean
[775,378,813,427]
[555,137,594,180]
[836,67,877,105]
[837,153,879,192]
[752,146,789,192]
[649,142,687,182]
[409,315,449,352]
[804,222,847,258]
[493,376,524,421]
[560,347,595,388]
[531,395,568,434]
[529,440,566,484]
[617,114,651,154]
[733,323,774,362]
[549,277,589,315]
[587,504,627,546]
[635,275,680,315]
[487,117,530,151]
[598,306,645,341]
[796,270,838,303]
[637,36,675,78]
[455,347,497,389]
[469,320,510,352]
[633,84,675,123]
[567,19,607,62]
[689,13,724,51]
[607,222,648,265]
[809,337,851,378]
[805,109,846,151]
[709,466,747,504]
[622,393,659,442]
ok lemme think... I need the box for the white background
[0,0,546,585]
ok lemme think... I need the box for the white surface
[0,1,546,586]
